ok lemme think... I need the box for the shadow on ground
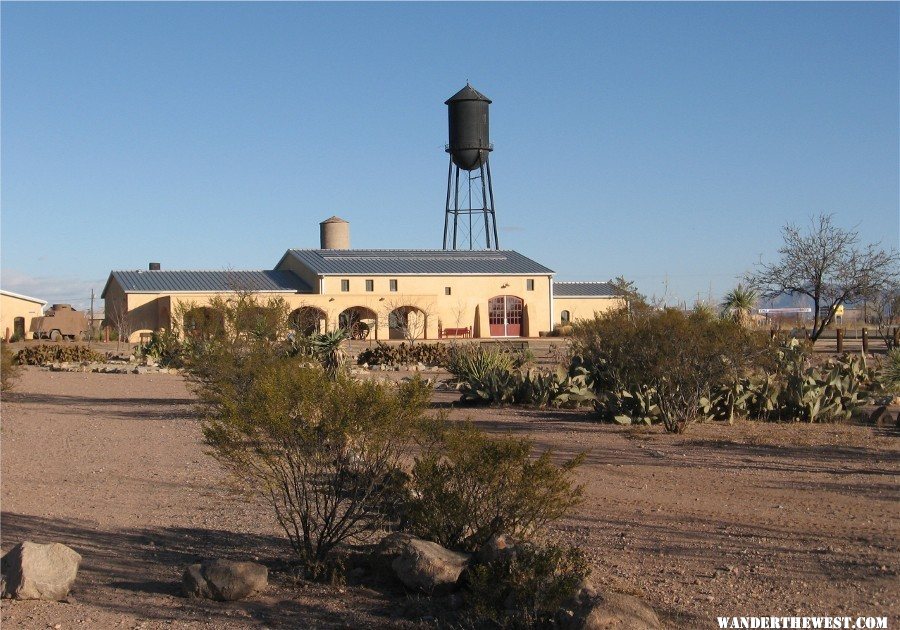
[0,512,406,628]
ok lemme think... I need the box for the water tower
[442,83,499,250]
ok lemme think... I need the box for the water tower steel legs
[442,155,499,250]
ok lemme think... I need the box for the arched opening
[235,306,280,340]
[560,310,570,324]
[289,306,327,336]
[183,307,225,340]
[488,295,524,337]
[388,306,427,341]
[338,306,377,340]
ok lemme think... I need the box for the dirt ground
[1,367,898,629]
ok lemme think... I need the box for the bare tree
[380,298,435,344]
[749,214,900,343]
[107,304,132,352]
[870,283,900,350]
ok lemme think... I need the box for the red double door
[488,295,523,337]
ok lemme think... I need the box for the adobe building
[102,85,625,342]
[1,290,47,341]
[101,217,623,343]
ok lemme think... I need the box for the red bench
[441,327,471,338]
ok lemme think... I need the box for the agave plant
[720,284,758,326]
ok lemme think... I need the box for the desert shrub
[1,343,22,392]
[139,328,186,367]
[201,359,430,577]
[14,344,105,366]
[466,542,590,629]
[572,306,764,433]
[356,341,450,367]
[406,421,584,553]
[447,343,514,381]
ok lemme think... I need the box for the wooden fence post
[836,328,843,353]
[861,328,868,353]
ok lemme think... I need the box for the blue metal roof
[279,249,554,276]
[554,282,619,298]
[102,270,311,297]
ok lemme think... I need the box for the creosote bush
[466,542,591,629]
[406,421,584,553]
[573,306,766,433]
[201,359,431,577]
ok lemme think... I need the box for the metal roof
[0,289,47,305]
[103,270,311,297]
[279,249,554,276]
[445,84,492,104]
[553,282,619,298]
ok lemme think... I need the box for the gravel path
[2,368,898,628]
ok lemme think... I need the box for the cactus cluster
[458,359,595,408]
[14,344,106,366]
[700,340,878,423]
[356,342,451,367]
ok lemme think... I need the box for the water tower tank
[320,216,350,249]
[445,84,492,171]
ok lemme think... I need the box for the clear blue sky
[2,2,898,310]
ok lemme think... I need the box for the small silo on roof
[320,216,350,249]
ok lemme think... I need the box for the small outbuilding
[1,290,47,341]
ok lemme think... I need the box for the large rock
[386,535,471,594]
[182,559,268,601]
[1,541,81,601]
[558,584,662,630]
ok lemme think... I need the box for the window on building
[527,279,535,291]
[445,287,452,296]
[561,310,570,323]
[341,279,350,292]
[390,279,398,292]
[365,279,374,292]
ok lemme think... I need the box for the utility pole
[89,289,95,347]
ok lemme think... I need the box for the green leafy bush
[201,359,431,576]
[356,341,450,367]
[573,307,763,433]
[466,542,590,629]
[14,344,105,366]
[406,421,584,553]
[1,343,22,392]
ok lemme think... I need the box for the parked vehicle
[29,304,88,341]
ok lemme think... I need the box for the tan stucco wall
[316,274,552,339]
[0,293,46,340]
[552,297,624,325]
[104,273,557,342]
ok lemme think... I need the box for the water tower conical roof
[445,83,492,105]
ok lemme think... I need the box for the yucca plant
[720,284,758,326]
[309,329,348,379]
[878,348,900,394]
